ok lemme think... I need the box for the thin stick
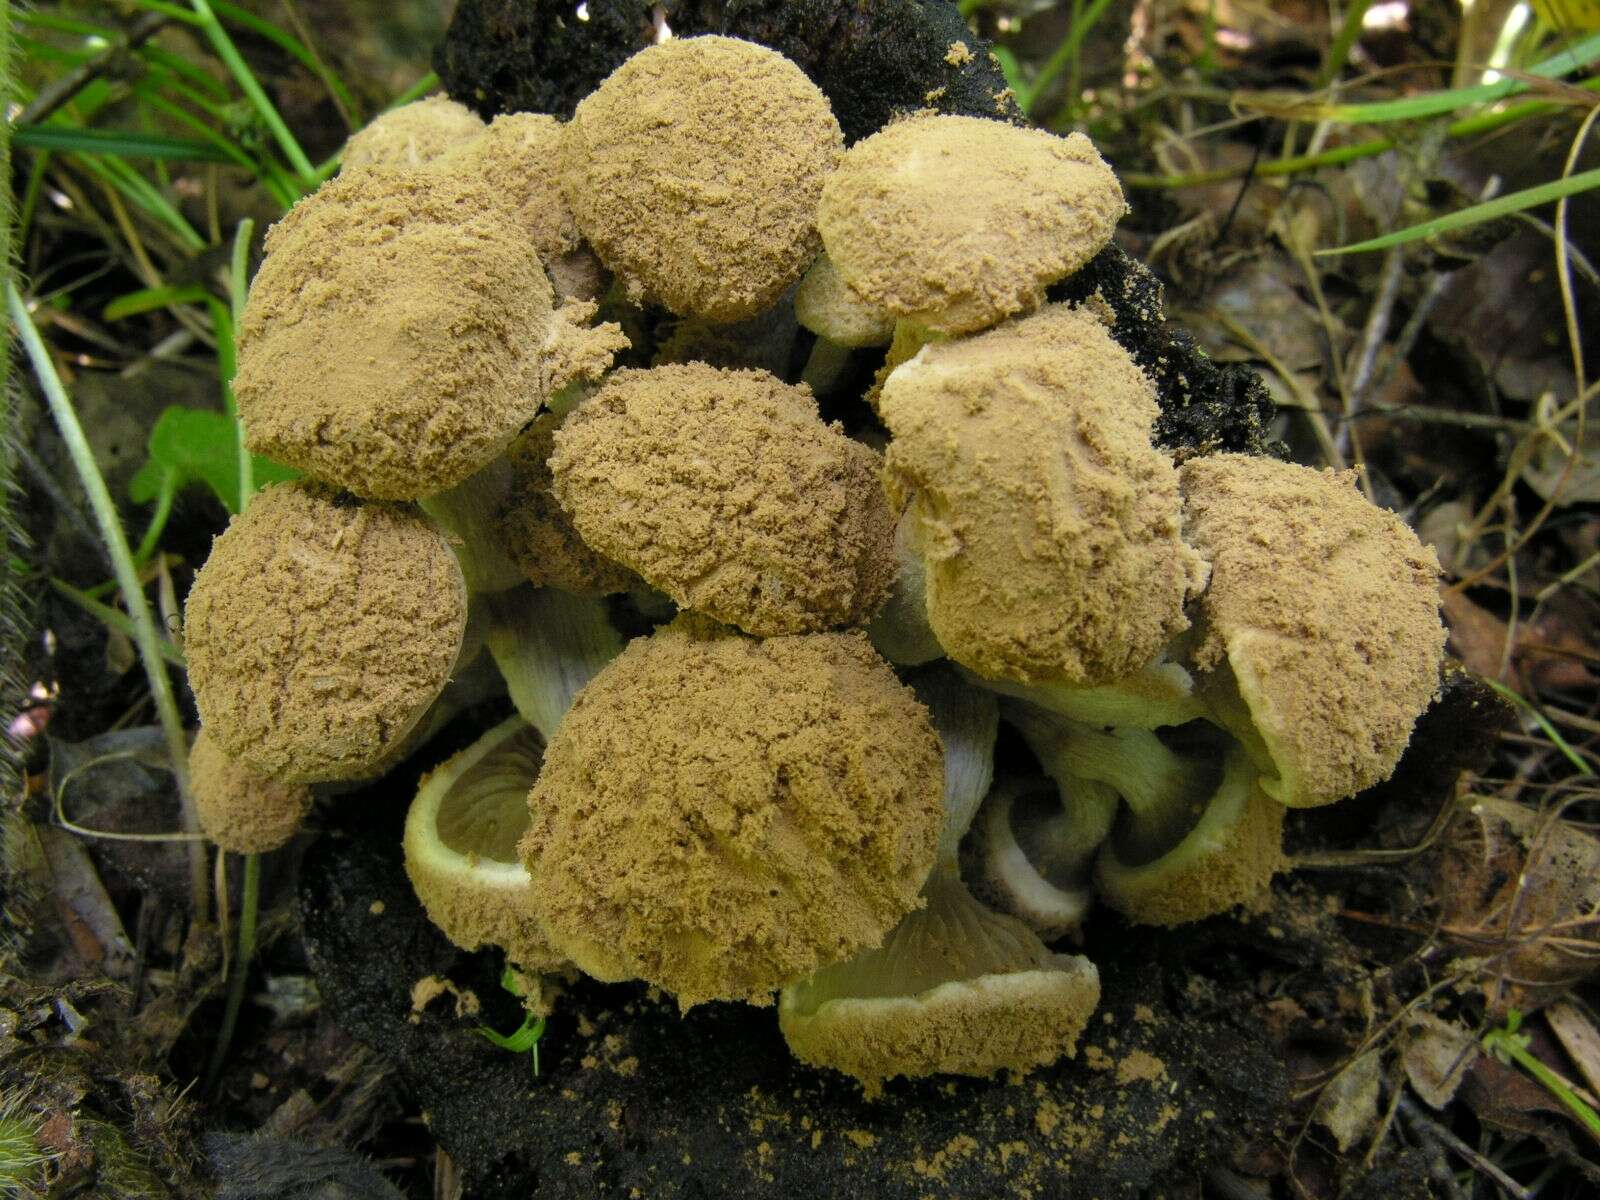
[205,850,259,1089]
[1397,1096,1534,1199]
[8,280,210,922]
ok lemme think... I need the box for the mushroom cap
[235,165,553,500]
[1095,747,1285,926]
[795,254,895,349]
[189,728,312,854]
[403,717,566,973]
[184,481,468,783]
[497,413,637,596]
[560,36,843,322]
[1180,453,1447,808]
[549,364,897,636]
[519,617,945,1009]
[818,113,1126,335]
[341,95,484,171]
[778,869,1100,1094]
[880,304,1208,685]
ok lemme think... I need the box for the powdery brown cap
[189,728,312,854]
[1180,453,1448,808]
[497,413,637,596]
[519,617,945,1009]
[880,305,1208,685]
[561,36,843,322]
[184,482,468,783]
[549,364,897,636]
[436,113,607,302]
[341,95,484,171]
[795,254,894,348]
[236,166,556,500]
[818,113,1126,335]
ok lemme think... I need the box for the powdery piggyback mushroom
[561,36,843,322]
[189,729,312,854]
[340,95,484,171]
[879,303,1208,685]
[235,166,624,500]
[548,364,897,636]
[184,481,467,783]
[819,112,1126,335]
[519,616,945,1009]
[1180,453,1447,808]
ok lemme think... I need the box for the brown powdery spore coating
[549,364,897,636]
[189,728,312,853]
[819,113,1126,335]
[235,166,552,500]
[1180,453,1447,808]
[435,113,606,302]
[341,95,484,171]
[519,618,945,1008]
[795,253,894,348]
[497,413,637,595]
[184,482,467,783]
[561,36,843,322]
[880,305,1208,685]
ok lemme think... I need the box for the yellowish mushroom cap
[184,481,467,783]
[795,253,895,349]
[519,616,945,1009]
[880,304,1208,685]
[778,867,1100,1096]
[818,113,1126,335]
[1180,454,1447,808]
[340,95,484,171]
[549,364,897,636]
[436,113,607,302]
[235,166,584,500]
[189,728,312,854]
[561,36,843,322]
[403,717,565,973]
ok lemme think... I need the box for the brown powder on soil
[945,41,974,66]
[188,728,311,853]
[818,113,1126,335]
[561,36,843,322]
[880,305,1207,685]
[1180,454,1446,806]
[1114,1050,1166,1086]
[498,412,637,595]
[184,481,466,782]
[409,975,480,1018]
[549,364,897,636]
[341,95,483,171]
[235,166,554,500]
[519,616,944,1009]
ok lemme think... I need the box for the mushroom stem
[419,457,527,594]
[907,664,999,865]
[484,586,624,741]
[867,510,944,666]
[800,335,855,394]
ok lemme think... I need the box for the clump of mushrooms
[179,31,1452,1099]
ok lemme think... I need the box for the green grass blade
[229,219,255,502]
[77,153,207,251]
[50,578,186,668]
[186,0,316,185]
[1320,166,1600,256]
[212,0,360,129]
[1028,0,1117,115]
[12,123,237,164]
[103,284,212,322]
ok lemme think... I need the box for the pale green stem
[229,218,254,502]
[10,281,209,921]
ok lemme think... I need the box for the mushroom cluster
[181,33,1447,1095]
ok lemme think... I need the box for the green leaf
[129,406,296,516]
[11,124,237,163]
[104,284,212,322]
[1318,166,1600,256]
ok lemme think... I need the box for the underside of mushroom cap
[1180,453,1447,808]
[235,165,554,500]
[189,728,312,854]
[403,716,565,973]
[778,867,1100,1096]
[561,35,843,322]
[519,616,945,1009]
[1095,745,1285,926]
[184,481,468,782]
[549,363,897,635]
[880,304,1208,685]
[818,112,1126,335]
[341,94,484,171]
